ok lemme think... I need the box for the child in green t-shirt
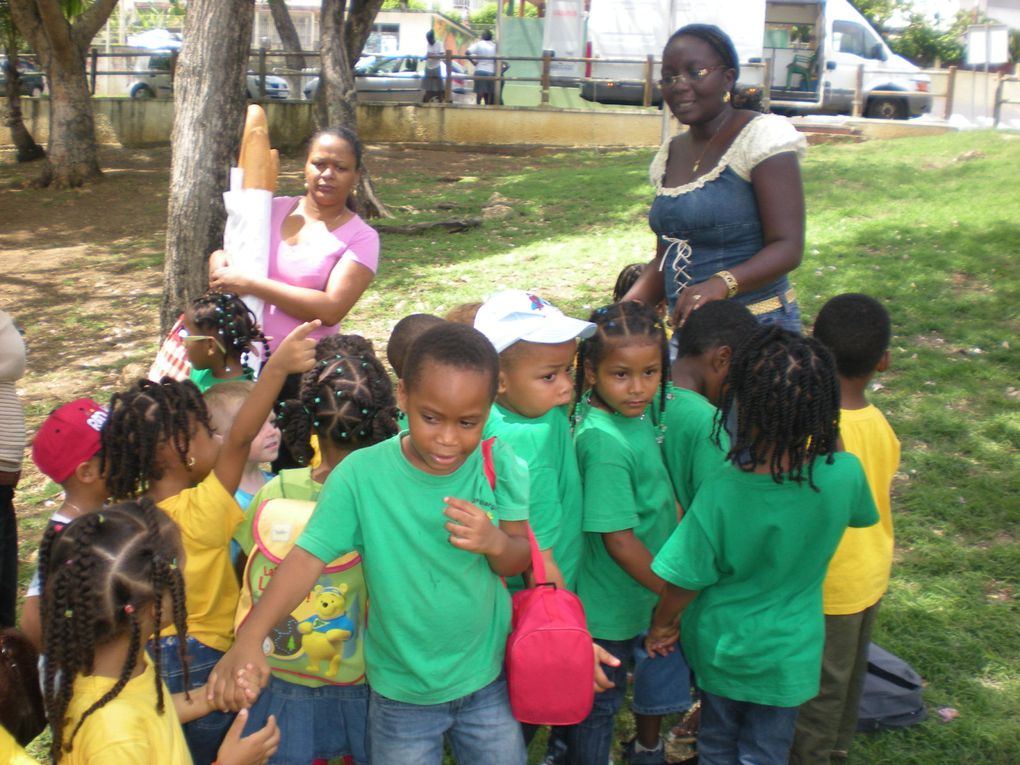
[647,326,880,765]
[474,289,596,592]
[571,301,692,765]
[663,300,756,515]
[211,322,533,765]
[231,333,399,765]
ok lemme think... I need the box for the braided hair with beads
[277,334,399,465]
[40,500,188,762]
[189,290,269,377]
[101,378,213,501]
[715,324,840,490]
[574,301,670,422]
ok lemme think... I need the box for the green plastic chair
[786,51,816,90]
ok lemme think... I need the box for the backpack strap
[484,437,547,585]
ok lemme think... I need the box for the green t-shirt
[235,468,367,688]
[190,366,252,393]
[297,434,530,704]
[651,453,879,707]
[574,401,677,640]
[483,403,584,590]
[661,384,729,512]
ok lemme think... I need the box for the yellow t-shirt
[158,471,245,651]
[822,404,900,614]
[0,728,41,765]
[60,657,191,765]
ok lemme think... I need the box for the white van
[566,0,931,119]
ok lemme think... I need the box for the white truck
[544,0,931,119]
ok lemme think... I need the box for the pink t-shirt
[264,196,380,351]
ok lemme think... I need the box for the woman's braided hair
[100,378,212,500]
[190,290,268,373]
[574,301,669,419]
[278,334,399,464]
[715,325,840,489]
[40,500,188,763]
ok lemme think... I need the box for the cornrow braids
[101,378,212,501]
[278,334,399,464]
[190,290,269,373]
[574,301,670,423]
[41,500,188,762]
[715,325,840,490]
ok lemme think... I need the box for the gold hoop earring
[723,91,731,103]
[187,456,196,468]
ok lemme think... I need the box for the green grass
[10,130,1020,764]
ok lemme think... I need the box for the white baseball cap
[474,290,596,353]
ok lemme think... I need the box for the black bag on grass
[856,642,927,731]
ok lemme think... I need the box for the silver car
[303,54,470,102]
[127,52,290,100]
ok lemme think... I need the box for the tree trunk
[7,0,119,187]
[344,0,385,68]
[161,0,254,335]
[1,46,46,162]
[267,0,305,97]
[319,0,389,218]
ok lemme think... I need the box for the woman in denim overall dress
[623,24,807,341]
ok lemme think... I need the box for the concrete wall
[0,98,665,150]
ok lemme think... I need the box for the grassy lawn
[6,129,1019,764]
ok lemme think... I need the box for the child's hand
[266,320,320,376]
[443,497,506,556]
[593,643,621,693]
[208,641,270,712]
[216,709,279,765]
[644,623,679,657]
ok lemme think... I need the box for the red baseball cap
[32,399,108,483]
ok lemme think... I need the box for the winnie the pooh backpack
[235,472,367,687]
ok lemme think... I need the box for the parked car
[0,57,46,97]
[126,52,290,100]
[302,53,470,102]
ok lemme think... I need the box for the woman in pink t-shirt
[209,127,379,353]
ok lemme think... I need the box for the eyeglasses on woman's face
[657,65,726,89]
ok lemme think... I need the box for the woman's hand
[672,275,728,328]
[210,264,254,295]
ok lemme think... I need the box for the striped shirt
[0,310,26,474]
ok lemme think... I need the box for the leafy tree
[8,0,120,187]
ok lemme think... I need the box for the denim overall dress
[648,114,805,332]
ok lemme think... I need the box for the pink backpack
[482,439,595,725]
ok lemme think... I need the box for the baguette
[238,105,277,192]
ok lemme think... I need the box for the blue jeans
[565,636,692,765]
[367,674,526,765]
[150,636,234,765]
[699,690,799,765]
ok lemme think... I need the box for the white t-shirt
[426,40,444,70]
[468,39,497,74]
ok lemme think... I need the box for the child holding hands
[99,321,318,764]
[647,326,879,765]
[212,323,532,765]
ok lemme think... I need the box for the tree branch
[7,0,47,57]
[73,0,120,49]
[344,0,385,66]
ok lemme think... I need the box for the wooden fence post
[258,45,267,99]
[992,73,1005,127]
[444,50,453,103]
[541,51,551,105]
[642,54,653,107]
[944,65,957,120]
[852,64,864,117]
[90,48,98,94]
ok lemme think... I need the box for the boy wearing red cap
[20,399,109,649]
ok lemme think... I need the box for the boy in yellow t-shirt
[791,294,901,765]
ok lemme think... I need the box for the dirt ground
[0,142,532,511]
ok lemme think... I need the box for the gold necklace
[691,109,732,175]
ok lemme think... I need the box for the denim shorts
[367,673,526,765]
[243,675,368,765]
[600,635,693,716]
[150,635,234,765]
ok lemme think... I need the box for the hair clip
[341,431,348,438]
[64,609,73,619]
[313,420,320,428]
[97,513,105,523]
[314,397,321,404]
[124,604,135,615]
